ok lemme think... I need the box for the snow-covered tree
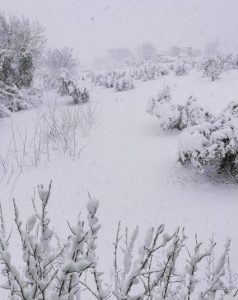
[0,12,45,62]
[0,12,45,112]
[44,47,78,83]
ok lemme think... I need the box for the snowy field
[1,69,238,297]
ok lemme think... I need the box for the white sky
[1,0,238,64]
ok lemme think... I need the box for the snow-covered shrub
[159,103,184,130]
[146,86,171,116]
[104,73,115,88]
[68,82,90,104]
[180,96,215,129]
[104,71,119,88]
[0,45,42,113]
[43,47,78,84]
[142,64,159,80]
[178,107,238,178]
[147,87,184,130]
[147,89,214,131]
[0,182,101,300]
[58,70,90,104]
[0,105,10,118]
[16,50,34,88]
[114,75,135,91]
[219,101,238,122]
[0,81,32,112]
[0,49,16,85]
[0,183,236,299]
[203,57,223,81]
[174,63,188,76]
[231,54,238,69]
[159,65,169,76]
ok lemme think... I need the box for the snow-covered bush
[146,86,171,115]
[147,89,214,131]
[159,65,169,76]
[178,102,238,178]
[114,75,135,91]
[180,96,215,129]
[203,57,223,81]
[16,50,34,88]
[142,64,159,80]
[0,182,102,299]
[0,12,45,113]
[231,54,238,69]
[146,86,183,130]
[0,183,236,299]
[174,63,188,76]
[219,101,238,122]
[0,81,32,112]
[58,70,90,104]
[0,104,10,118]
[104,71,120,88]
[43,47,78,84]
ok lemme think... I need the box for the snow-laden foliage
[89,71,123,88]
[146,86,171,115]
[0,81,42,113]
[114,74,135,91]
[0,39,37,89]
[202,57,224,81]
[0,105,10,118]
[174,62,188,76]
[0,183,101,299]
[0,13,45,113]
[58,69,90,104]
[88,63,170,88]
[178,101,238,179]
[147,87,214,131]
[0,184,236,299]
[43,47,78,84]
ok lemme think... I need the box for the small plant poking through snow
[0,183,236,299]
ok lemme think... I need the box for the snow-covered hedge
[114,75,135,91]
[89,64,170,87]
[178,101,238,178]
[89,71,125,88]
[0,182,236,299]
[147,87,214,131]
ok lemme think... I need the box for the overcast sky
[1,0,238,65]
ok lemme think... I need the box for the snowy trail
[1,74,238,275]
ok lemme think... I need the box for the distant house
[169,46,201,58]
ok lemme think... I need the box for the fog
[1,0,238,65]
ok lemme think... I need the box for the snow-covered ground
[1,69,238,297]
